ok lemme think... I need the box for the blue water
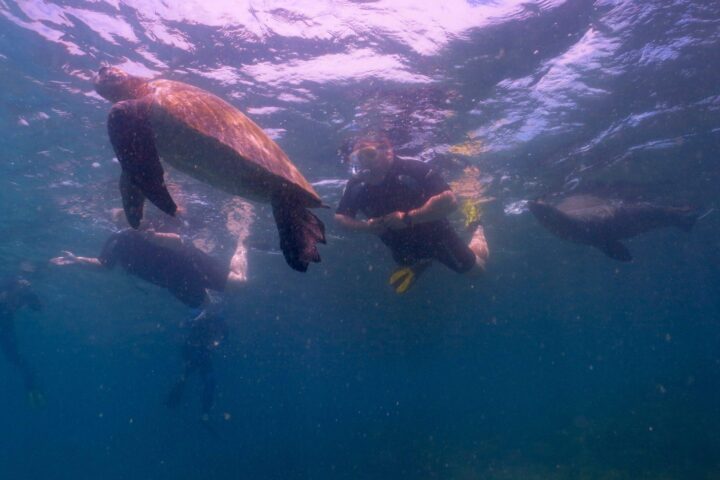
[1,1,720,478]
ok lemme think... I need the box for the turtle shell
[146,79,321,207]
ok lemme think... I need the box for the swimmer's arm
[406,190,458,224]
[334,213,385,235]
[142,230,185,252]
[49,251,104,269]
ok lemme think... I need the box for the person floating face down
[0,275,44,405]
[51,229,231,308]
[50,228,239,417]
[334,132,489,293]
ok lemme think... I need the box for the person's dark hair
[338,130,393,164]
[352,130,392,151]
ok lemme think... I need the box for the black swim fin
[271,194,326,272]
[596,239,632,262]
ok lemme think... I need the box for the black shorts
[383,223,476,273]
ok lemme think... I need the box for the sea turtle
[528,194,697,261]
[94,66,325,272]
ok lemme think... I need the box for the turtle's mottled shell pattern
[147,79,320,206]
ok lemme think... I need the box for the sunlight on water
[1,0,719,478]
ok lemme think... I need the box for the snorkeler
[334,131,489,293]
[165,305,228,419]
[50,228,240,308]
[0,275,44,405]
[51,228,238,421]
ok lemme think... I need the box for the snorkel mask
[349,142,393,181]
[341,131,394,182]
[348,146,378,177]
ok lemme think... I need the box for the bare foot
[468,225,489,272]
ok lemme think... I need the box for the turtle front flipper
[119,170,145,228]
[271,194,326,272]
[108,99,177,227]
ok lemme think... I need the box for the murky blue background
[1,0,719,478]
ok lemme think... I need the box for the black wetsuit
[337,158,476,272]
[0,278,42,393]
[166,313,228,415]
[99,230,229,308]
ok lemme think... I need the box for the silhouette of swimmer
[52,211,250,423]
[0,275,44,405]
[528,194,699,261]
[51,229,241,308]
[165,306,228,419]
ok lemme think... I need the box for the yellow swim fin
[388,261,431,294]
[462,199,482,229]
[389,267,415,294]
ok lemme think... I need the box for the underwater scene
[1,0,719,478]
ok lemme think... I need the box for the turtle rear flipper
[271,195,326,272]
[108,99,177,227]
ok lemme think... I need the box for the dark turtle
[94,66,325,272]
[528,194,698,261]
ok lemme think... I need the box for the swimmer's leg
[199,358,216,416]
[224,200,254,287]
[165,375,187,409]
[468,224,489,273]
[433,226,485,274]
[165,344,196,409]
[1,320,37,394]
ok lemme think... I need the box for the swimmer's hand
[50,252,103,269]
[380,211,410,230]
[49,251,79,266]
[335,213,385,235]
[365,217,388,235]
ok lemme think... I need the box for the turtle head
[95,66,148,103]
[527,199,554,220]
[527,198,572,233]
